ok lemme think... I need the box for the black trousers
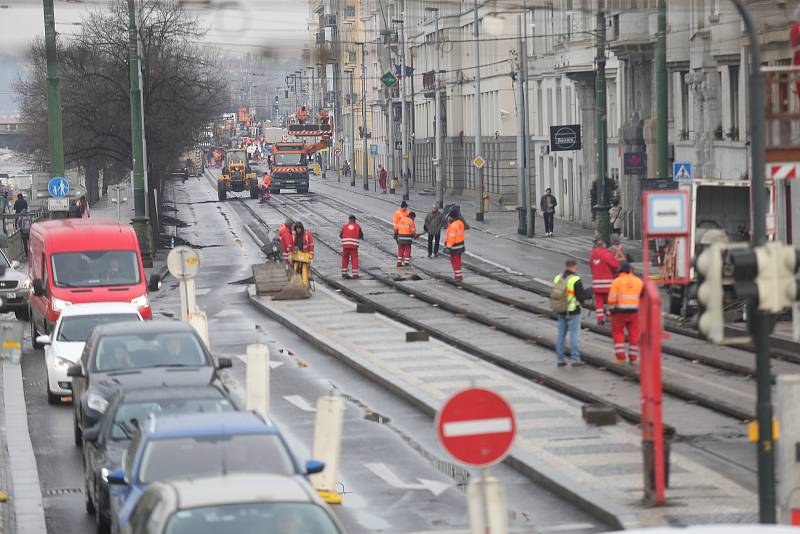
[428,232,440,256]
[543,212,555,234]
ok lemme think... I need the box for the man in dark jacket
[13,193,27,215]
[423,203,443,257]
[540,188,557,237]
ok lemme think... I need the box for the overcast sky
[0,0,309,114]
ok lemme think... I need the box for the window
[110,398,235,440]
[729,65,740,138]
[57,314,140,343]
[51,250,141,288]
[164,503,341,534]
[537,81,544,136]
[93,331,208,372]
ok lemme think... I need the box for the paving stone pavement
[250,283,758,529]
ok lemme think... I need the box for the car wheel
[297,188,309,194]
[271,188,280,194]
[217,181,227,201]
[46,382,60,405]
[96,509,110,534]
[15,308,29,321]
[74,411,83,447]
[85,477,96,515]
[249,187,259,199]
[31,316,43,350]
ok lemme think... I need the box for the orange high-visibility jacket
[608,272,644,313]
[262,174,272,187]
[445,219,465,254]
[393,208,410,231]
[396,215,416,245]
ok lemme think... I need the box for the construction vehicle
[252,235,314,300]
[269,123,332,194]
[218,148,259,201]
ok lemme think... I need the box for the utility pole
[360,41,369,190]
[42,0,65,181]
[399,15,410,201]
[385,29,396,192]
[428,7,444,207]
[127,0,152,265]
[349,68,356,187]
[516,16,526,234]
[594,0,610,243]
[655,0,668,179]
[474,0,485,221]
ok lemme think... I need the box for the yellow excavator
[218,148,259,201]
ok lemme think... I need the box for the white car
[40,302,143,404]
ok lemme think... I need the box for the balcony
[607,11,654,55]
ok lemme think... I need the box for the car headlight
[101,467,109,483]
[21,279,32,290]
[87,393,109,414]
[51,297,72,313]
[130,294,149,308]
[55,357,72,369]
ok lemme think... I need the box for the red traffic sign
[436,388,516,467]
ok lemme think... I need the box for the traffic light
[695,243,725,343]
[753,243,799,313]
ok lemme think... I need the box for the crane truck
[269,123,331,194]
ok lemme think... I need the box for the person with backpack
[551,259,589,367]
[17,208,32,259]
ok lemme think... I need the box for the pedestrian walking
[550,259,589,367]
[392,201,410,236]
[278,218,295,264]
[609,234,630,263]
[589,238,620,326]
[259,173,272,203]
[17,208,32,259]
[396,212,417,267]
[608,262,644,365]
[424,203,443,257]
[13,193,27,215]
[378,164,388,194]
[609,199,623,237]
[539,188,557,237]
[340,215,363,279]
[342,160,350,177]
[444,208,465,281]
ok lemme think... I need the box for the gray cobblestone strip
[0,363,15,534]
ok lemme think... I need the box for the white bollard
[310,395,345,505]
[178,278,197,322]
[188,309,209,349]
[245,344,270,415]
[467,473,508,534]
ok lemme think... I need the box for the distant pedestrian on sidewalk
[444,208,465,281]
[424,203,443,258]
[590,238,620,326]
[342,160,350,177]
[540,188,557,237]
[378,165,388,194]
[550,259,589,367]
[608,262,643,365]
[13,193,27,215]
[396,211,417,267]
[340,215,363,279]
[17,208,32,259]
[609,198,623,237]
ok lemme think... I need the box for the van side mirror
[147,274,161,292]
[305,459,325,475]
[217,357,232,370]
[67,364,84,378]
[106,469,128,486]
[32,279,45,297]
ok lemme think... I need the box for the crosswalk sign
[672,162,692,182]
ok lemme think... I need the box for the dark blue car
[106,411,325,533]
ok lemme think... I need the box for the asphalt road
[20,174,604,533]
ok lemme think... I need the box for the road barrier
[310,395,345,505]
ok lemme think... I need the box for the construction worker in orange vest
[607,262,644,365]
[278,218,295,264]
[444,209,466,281]
[392,201,410,239]
[396,211,417,267]
[297,106,309,125]
[259,172,272,203]
[340,215,363,279]
[319,107,330,125]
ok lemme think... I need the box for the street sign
[436,388,516,467]
[47,198,69,212]
[167,246,200,280]
[381,71,398,88]
[624,152,645,175]
[643,190,690,236]
[673,161,692,182]
[472,155,486,169]
[549,124,582,151]
[48,176,69,198]
[370,144,378,156]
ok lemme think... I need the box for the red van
[28,219,157,347]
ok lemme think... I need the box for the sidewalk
[311,171,640,264]
[249,283,756,529]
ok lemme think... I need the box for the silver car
[0,249,29,320]
[120,473,346,534]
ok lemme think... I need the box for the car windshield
[274,153,306,166]
[226,151,247,166]
[57,314,140,342]
[110,398,234,440]
[0,250,11,269]
[51,251,140,288]
[164,502,340,534]
[93,332,208,372]
[138,434,295,483]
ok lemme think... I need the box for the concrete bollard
[188,309,209,349]
[246,344,270,415]
[179,278,197,322]
[467,474,508,534]
[310,395,345,505]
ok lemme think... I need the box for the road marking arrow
[284,395,316,412]
[365,463,449,496]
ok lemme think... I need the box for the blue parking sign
[48,176,70,198]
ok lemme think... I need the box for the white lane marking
[283,395,316,412]
[195,287,212,296]
[540,523,597,532]
[365,462,450,496]
[234,354,284,369]
[464,251,524,275]
[442,417,513,437]
[534,277,554,287]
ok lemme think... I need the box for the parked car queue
[23,218,345,534]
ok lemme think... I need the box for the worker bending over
[340,215,363,279]
[278,218,295,264]
[396,212,417,267]
[607,262,644,365]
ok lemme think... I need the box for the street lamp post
[425,7,443,208]
[359,41,369,190]
[42,0,65,182]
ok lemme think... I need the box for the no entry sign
[436,388,516,467]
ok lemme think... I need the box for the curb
[247,285,640,531]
